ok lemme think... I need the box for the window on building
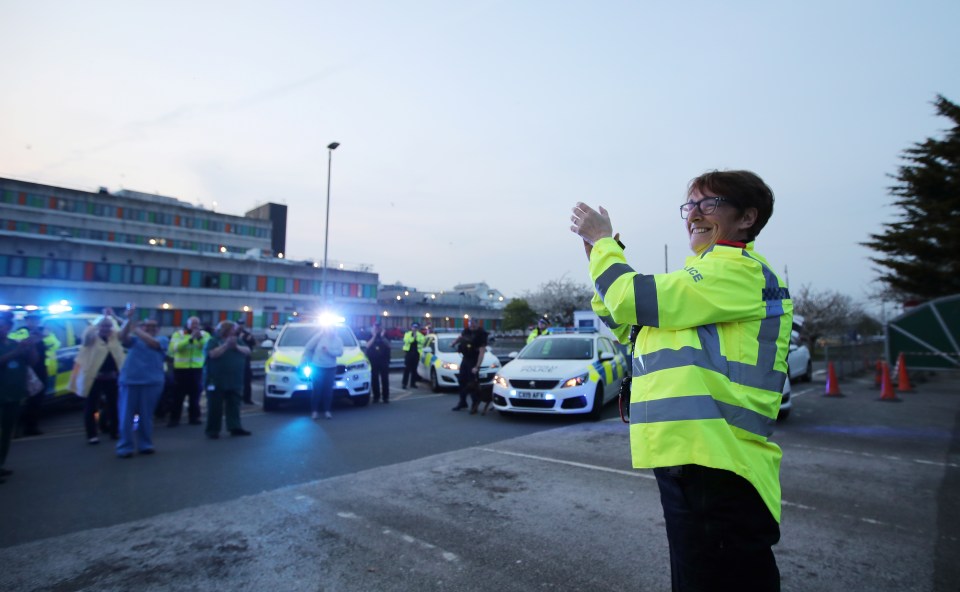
[202,272,220,288]
[9,256,26,277]
[42,259,70,279]
[109,264,125,283]
[157,268,171,286]
[131,266,145,284]
[93,263,109,282]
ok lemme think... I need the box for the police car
[416,332,501,393]
[492,331,627,419]
[263,322,371,411]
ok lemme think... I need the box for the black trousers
[84,378,119,439]
[18,364,48,433]
[402,351,419,387]
[370,361,390,402]
[457,359,480,407]
[170,368,203,424]
[654,464,780,592]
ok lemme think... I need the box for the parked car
[263,323,371,411]
[787,331,813,382]
[778,376,793,421]
[491,331,627,419]
[417,332,501,393]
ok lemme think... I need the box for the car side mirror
[599,352,615,361]
[260,339,274,349]
[508,351,519,359]
[423,346,433,354]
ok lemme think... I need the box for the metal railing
[823,341,886,380]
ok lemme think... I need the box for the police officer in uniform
[400,322,425,389]
[526,318,549,345]
[10,311,60,437]
[366,322,392,403]
[166,316,210,426]
[571,170,791,591]
[451,318,488,412]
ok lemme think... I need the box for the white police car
[417,332,501,392]
[263,322,371,411]
[492,331,627,419]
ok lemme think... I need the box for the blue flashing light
[318,312,346,326]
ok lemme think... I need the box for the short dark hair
[687,170,774,241]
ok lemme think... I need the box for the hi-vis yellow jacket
[168,329,211,369]
[526,327,548,344]
[589,237,792,522]
[402,330,426,352]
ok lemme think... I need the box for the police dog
[469,378,493,415]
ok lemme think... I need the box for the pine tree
[864,95,960,300]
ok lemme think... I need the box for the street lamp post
[321,141,340,307]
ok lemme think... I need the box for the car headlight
[441,361,459,371]
[345,361,369,372]
[268,361,296,373]
[493,374,508,388]
[561,373,589,388]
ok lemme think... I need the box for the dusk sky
[2,1,957,317]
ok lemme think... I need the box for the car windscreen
[277,325,358,348]
[519,338,593,360]
[436,337,458,353]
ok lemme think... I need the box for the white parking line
[477,447,652,479]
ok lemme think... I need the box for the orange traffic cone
[824,361,843,397]
[896,353,913,392]
[878,361,900,402]
[873,359,883,389]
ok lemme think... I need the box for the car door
[597,337,622,404]
[418,335,435,380]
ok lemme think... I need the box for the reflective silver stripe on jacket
[632,321,787,393]
[594,262,659,327]
[629,394,774,438]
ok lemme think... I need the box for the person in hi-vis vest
[166,316,210,427]
[526,318,549,344]
[571,170,792,592]
[400,322,426,389]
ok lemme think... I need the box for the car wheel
[589,383,605,421]
[431,369,441,393]
[803,360,813,382]
[352,394,370,407]
[262,396,277,412]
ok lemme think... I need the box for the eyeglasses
[680,196,730,219]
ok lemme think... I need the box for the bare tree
[793,285,868,352]
[522,275,594,326]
